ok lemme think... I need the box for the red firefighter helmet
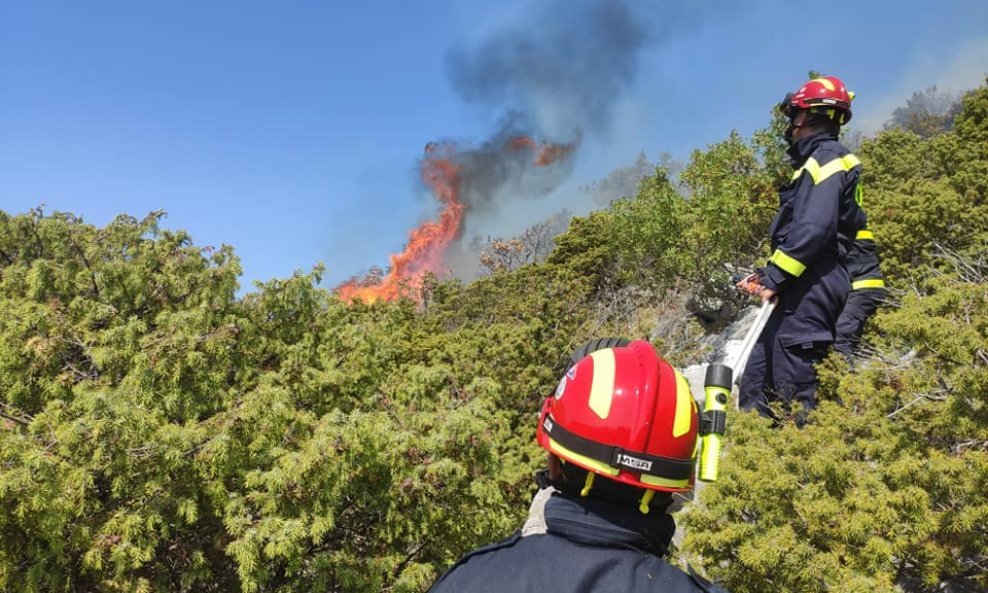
[536,340,699,493]
[780,75,855,124]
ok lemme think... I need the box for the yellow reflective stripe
[770,248,807,277]
[588,349,616,419]
[852,278,886,290]
[795,158,820,182]
[856,229,874,240]
[793,153,861,185]
[640,473,691,490]
[815,77,835,91]
[672,370,693,438]
[547,437,619,477]
[814,158,848,184]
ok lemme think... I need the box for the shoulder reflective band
[792,153,862,185]
[856,229,874,240]
[852,278,886,290]
[770,248,807,277]
[541,414,694,480]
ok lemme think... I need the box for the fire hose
[698,299,775,482]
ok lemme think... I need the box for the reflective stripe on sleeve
[852,278,886,290]
[856,229,874,240]
[769,248,807,277]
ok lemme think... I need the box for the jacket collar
[543,491,675,556]
[787,130,838,165]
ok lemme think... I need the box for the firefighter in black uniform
[428,341,729,593]
[738,76,866,420]
[834,225,886,358]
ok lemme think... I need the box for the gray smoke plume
[431,111,576,211]
[445,0,694,139]
[433,0,689,278]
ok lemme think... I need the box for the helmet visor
[778,92,795,118]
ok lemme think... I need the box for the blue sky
[2,1,986,291]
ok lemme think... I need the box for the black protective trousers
[739,260,849,419]
[833,288,885,357]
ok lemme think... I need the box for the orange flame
[336,136,573,303]
[506,136,576,166]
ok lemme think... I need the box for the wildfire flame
[336,136,573,303]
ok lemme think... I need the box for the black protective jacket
[428,491,727,593]
[759,131,865,294]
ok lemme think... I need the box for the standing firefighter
[738,75,865,421]
[428,340,728,593]
[834,225,886,358]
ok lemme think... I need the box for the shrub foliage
[1,83,986,592]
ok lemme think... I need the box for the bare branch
[887,389,950,418]
[0,402,34,426]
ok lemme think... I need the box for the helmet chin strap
[784,111,833,144]
[784,119,809,144]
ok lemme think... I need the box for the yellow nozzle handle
[698,364,732,483]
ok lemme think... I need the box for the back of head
[536,340,699,512]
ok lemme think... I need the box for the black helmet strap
[541,413,694,481]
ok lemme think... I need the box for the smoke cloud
[445,0,710,139]
[852,38,988,136]
[434,0,692,277]
[424,112,576,210]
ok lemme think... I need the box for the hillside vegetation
[1,83,986,593]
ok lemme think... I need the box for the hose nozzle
[698,363,732,482]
